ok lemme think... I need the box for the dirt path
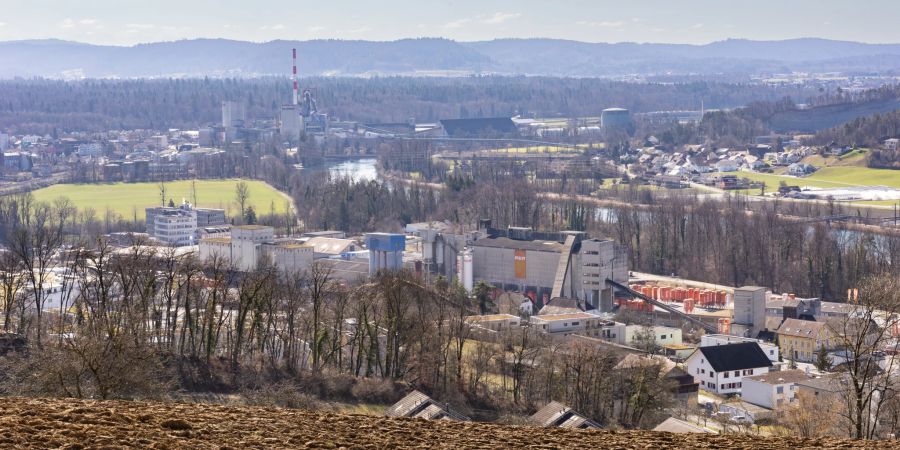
[0,397,892,449]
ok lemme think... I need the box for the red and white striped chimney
[292,48,299,106]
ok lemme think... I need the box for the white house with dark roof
[685,342,773,395]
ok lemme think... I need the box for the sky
[1,0,899,46]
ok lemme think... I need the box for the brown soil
[0,397,892,449]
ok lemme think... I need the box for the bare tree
[0,251,24,332]
[7,197,71,348]
[158,181,167,207]
[235,181,250,225]
[779,390,842,437]
[829,273,900,439]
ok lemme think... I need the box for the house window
[734,371,740,377]
[777,386,783,394]
[572,322,580,326]
[660,335,666,340]
[724,372,729,378]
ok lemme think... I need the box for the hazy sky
[2,0,899,46]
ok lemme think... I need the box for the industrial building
[366,233,405,276]
[278,48,328,141]
[469,223,628,310]
[145,203,226,247]
[198,225,313,275]
[600,107,632,129]
[280,104,304,143]
[408,220,627,311]
[732,286,768,338]
[438,117,518,138]
[222,101,246,128]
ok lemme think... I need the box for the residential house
[615,354,699,405]
[715,159,740,173]
[663,344,697,360]
[741,369,816,410]
[530,401,601,429]
[530,312,605,336]
[788,163,816,176]
[775,318,834,363]
[619,324,683,348]
[652,417,713,434]
[795,373,849,404]
[700,334,780,362]
[465,314,521,333]
[685,342,773,395]
[717,399,774,424]
[885,138,900,151]
[384,390,469,421]
[746,159,769,172]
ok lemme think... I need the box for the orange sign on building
[514,249,527,279]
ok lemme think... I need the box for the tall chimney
[292,48,299,106]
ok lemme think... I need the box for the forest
[0,77,822,134]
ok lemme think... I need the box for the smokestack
[292,48,299,106]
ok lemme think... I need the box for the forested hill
[5,37,900,78]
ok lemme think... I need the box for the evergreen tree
[473,281,496,315]
[814,345,833,372]
[244,206,257,225]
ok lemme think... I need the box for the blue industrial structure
[366,233,405,275]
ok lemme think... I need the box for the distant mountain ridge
[3,37,900,78]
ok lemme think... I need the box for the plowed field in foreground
[0,397,892,449]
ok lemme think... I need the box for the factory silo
[601,107,632,129]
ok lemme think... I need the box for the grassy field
[31,179,291,221]
[735,165,900,193]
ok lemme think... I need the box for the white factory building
[199,225,313,275]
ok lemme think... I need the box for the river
[325,158,378,182]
